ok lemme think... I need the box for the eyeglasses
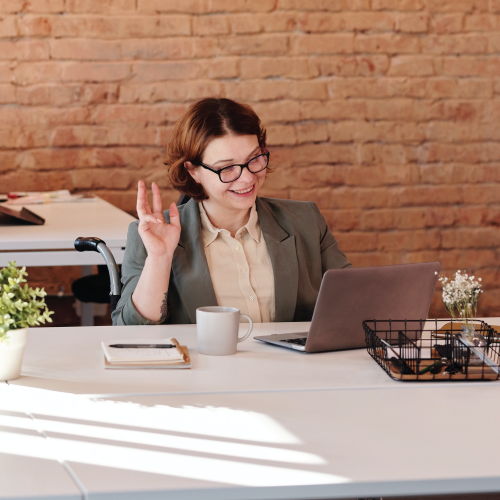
[198,152,270,183]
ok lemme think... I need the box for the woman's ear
[184,161,200,183]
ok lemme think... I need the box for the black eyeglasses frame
[197,152,270,183]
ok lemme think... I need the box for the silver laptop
[254,262,441,353]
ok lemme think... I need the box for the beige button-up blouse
[199,202,275,323]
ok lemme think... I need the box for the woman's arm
[111,222,149,326]
[129,181,181,322]
[132,254,172,322]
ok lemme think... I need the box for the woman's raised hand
[136,181,181,259]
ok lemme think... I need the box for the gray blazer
[112,197,351,325]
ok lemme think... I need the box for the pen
[109,344,176,348]
[418,360,442,375]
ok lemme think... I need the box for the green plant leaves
[0,261,54,342]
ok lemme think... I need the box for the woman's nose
[238,165,256,183]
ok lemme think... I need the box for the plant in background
[438,270,482,331]
[0,261,53,342]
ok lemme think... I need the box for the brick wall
[1,0,499,317]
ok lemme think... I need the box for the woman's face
[187,134,267,213]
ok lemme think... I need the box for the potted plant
[0,261,53,381]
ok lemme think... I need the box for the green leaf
[0,262,54,332]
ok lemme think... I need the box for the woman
[112,98,351,326]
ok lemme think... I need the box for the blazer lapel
[256,198,298,322]
[170,199,218,323]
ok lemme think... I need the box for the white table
[2,320,500,499]
[0,408,82,500]
[9,322,392,396]
[0,197,135,267]
[0,197,136,326]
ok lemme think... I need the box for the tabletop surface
[3,381,500,500]
[7,321,462,397]
[0,409,82,500]
[0,197,136,251]
[3,319,500,500]
[11,320,500,397]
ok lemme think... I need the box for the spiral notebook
[102,338,191,369]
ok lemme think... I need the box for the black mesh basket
[363,319,500,381]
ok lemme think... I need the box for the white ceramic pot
[0,327,28,381]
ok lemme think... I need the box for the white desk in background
[2,320,500,499]
[0,197,136,326]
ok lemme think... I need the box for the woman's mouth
[230,185,255,196]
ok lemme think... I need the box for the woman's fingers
[138,213,162,226]
[168,202,181,229]
[136,180,152,218]
[137,183,180,240]
[151,182,163,215]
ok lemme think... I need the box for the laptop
[254,262,441,353]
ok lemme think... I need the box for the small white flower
[440,270,482,321]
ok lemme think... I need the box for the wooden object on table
[389,355,498,381]
[489,325,500,337]
[0,204,45,225]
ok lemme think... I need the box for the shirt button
[235,246,240,250]
[241,269,247,273]
[249,296,254,301]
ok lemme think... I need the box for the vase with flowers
[438,270,482,338]
[438,270,484,364]
[0,261,53,381]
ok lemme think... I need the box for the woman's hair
[165,98,267,201]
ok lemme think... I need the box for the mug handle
[237,315,253,343]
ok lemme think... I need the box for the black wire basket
[363,319,500,381]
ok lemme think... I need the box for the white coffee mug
[196,306,253,356]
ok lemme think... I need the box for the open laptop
[254,262,441,353]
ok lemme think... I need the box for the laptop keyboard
[280,338,307,346]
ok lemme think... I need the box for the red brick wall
[1,0,499,317]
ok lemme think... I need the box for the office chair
[72,193,191,312]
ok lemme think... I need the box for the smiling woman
[111,98,351,326]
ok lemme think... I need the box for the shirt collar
[244,204,261,243]
[198,202,261,247]
[198,202,219,247]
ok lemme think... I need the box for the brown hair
[165,98,267,201]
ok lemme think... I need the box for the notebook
[255,262,441,353]
[102,338,191,369]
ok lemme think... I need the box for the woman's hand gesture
[136,180,181,259]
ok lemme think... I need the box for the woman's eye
[250,155,265,166]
